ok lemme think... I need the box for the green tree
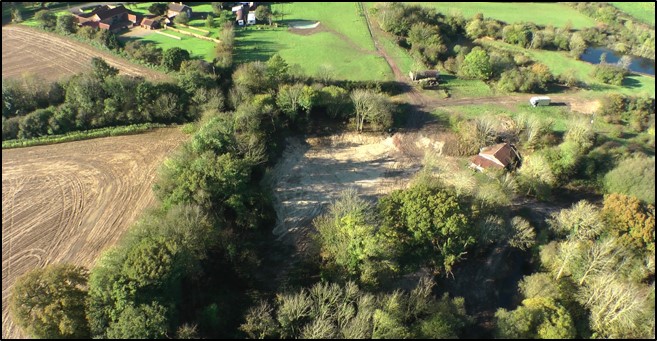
[56,13,76,34]
[91,57,119,80]
[161,47,191,71]
[495,297,576,339]
[34,9,56,30]
[350,89,393,132]
[276,83,316,121]
[602,193,655,252]
[148,3,168,16]
[604,156,655,204]
[211,2,224,15]
[106,302,168,339]
[10,264,90,339]
[255,5,272,25]
[459,47,492,80]
[266,54,289,86]
[205,13,215,28]
[378,183,474,276]
[314,189,390,286]
[174,11,190,25]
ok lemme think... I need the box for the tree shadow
[621,75,643,89]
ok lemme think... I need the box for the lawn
[610,2,655,26]
[478,39,655,97]
[235,27,392,81]
[438,102,574,133]
[231,2,393,81]
[402,2,597,29]
[127,30,216,61]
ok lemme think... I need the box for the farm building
[235,7,247,26]
[409,70,440,88]
[247,12,256,25]
[168,2,192,18]
[73,5,139,32]
[141,17,160,30]
[470,143,521,172]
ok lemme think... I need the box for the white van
[530,96,551,107]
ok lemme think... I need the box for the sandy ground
[1,128,187,339]
[2,25,170,82]
[269,130,452,250]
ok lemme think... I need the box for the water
[580,46,655,76]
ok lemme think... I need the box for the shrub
[604,156,655,204]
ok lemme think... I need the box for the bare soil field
[269,129,452,251]
[1,128,187,339]
[2,25,170,82]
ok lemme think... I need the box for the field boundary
[155,30,182,40]
[2,123,168,149]
[164,26,221,43]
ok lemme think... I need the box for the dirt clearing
[2,25,170,83]
[269,130,451,250]
[1,128,187,339]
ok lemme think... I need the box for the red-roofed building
[72,5,140,32]
[470,143,521,172]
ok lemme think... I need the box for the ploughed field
[1,128,186,339]
[2,25,170,82]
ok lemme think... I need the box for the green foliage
[350,89,394,132]
[593,64,626,85]
[125,40,163,65]
[91,57,119,80]
[55,13,76,34]
[34,9,56,30]
[10,264,90,339]
[378,183,474,276]
[149,3,168,16]
[174,11,190,25]
[105,302,168,339]
[459,47,492,80]
[313,189,391,286]
[318,85,352,119]
[495,297,576,339]
[509,216,536,250]
[205,13,215,28]
[276,83,316,121]
[602,193,655,252]
[241,278,472,339]
[161,47,191,71]
[255,5,272,24]
[604,156,655,204]
[548,200,605,240]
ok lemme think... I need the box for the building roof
[95,5,129,20]
[169,3,191,13]
[142,18,157,26]
[471,155,505,169]
[236,9,245,20]
[476,143,517,168]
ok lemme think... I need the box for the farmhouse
[168,2,192,18]
[470,142,521,172]
[73,5,138,32]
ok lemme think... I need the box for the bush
[604,156,655,204]
[593,64,626,85]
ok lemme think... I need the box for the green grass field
[235,27,392,81]
[402,2,597,29]
[231,3,392,81]
[124,29,216,61]
[479,39,655,97]
[610,2,655,26]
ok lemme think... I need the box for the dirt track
[2,25,170,82]
[1,128,187,339]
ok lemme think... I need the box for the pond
[580,46,655,76]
